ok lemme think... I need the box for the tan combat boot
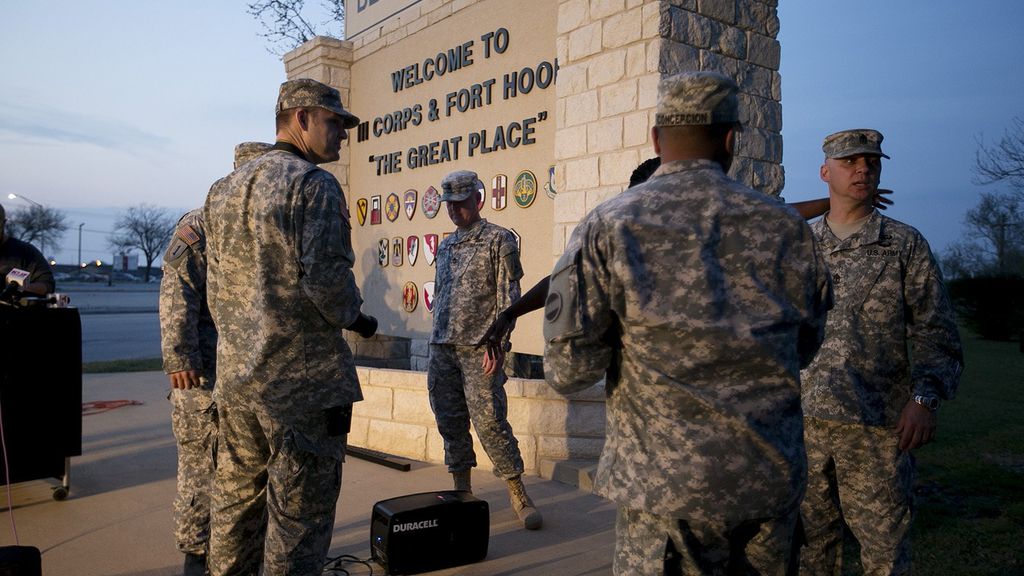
[452,469,472,493]
[507,475,542,530]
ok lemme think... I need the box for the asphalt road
[62,282,162,363]
[80,312,161,362]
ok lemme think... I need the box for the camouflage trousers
[169,382,217,556]
[427,344,524,479]
[799,418,914,576]
[614,505,798,575]
[209,403,348,576]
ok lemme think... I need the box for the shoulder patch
[176,224,201,246]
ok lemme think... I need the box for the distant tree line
[943,116,1024,343]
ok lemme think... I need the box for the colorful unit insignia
[370,195,382,225]
[356,198,368,226]
[404,189,418,220]
[423,281,436,313]
[422,186,441,219]
[407,236,419,266]
[402,281,418,313]
[513,170,537,208]
[385,193,401,222]
[491,174,507,211]
[378,238,389,267]
[543,165,557,199]
[392,237,403,267]
[424,234,438,266]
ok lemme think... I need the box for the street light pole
[6,193,43,207]
[78,223,84,267]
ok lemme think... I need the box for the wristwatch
[913,395,939,412]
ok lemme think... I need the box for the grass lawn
[909,334,1024,575]
[82,357,163,373]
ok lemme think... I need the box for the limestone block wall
[349,367,608,476]
[553,0,783,258]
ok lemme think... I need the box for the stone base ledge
[349,366,606,477]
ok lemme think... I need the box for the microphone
[0,268,30,304]
[5,268,29,288]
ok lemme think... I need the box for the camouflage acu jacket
[543,159,832,521]
[430,219,523,346]
[801,210,962,426]
[204,149,363,420]
[159,209,217,380]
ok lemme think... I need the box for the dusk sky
[2,1,1022,267]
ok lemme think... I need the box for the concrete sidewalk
[1,371,615,575]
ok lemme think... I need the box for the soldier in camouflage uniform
[799,129,963,576]
[428,169,542,530]
[204,78,376,576]
[159,141,272,576]
[543,71,833,575]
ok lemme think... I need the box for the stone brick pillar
[553,0,782,258]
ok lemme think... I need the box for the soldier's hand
[873,188,894,210]
[348,312,378,338]
[475,311,512,354]
[895,400,936,451]
[169,370,202,390]
[481,346,505,376]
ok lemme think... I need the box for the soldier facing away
[203,78,375,576]
[543,71,833,575]
[798,129,963,576]
[159,141,271,576]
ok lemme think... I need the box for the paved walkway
[0,371,615,575]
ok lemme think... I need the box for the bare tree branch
[5,205,69,259]
[248,0,345,56]
[974,116,1024,195]
[108,204,176,282]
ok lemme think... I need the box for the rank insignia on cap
[385,193,401,222]
[422,186,441,219]
[378,238,389,267]
[491,174,507,211]
[513,170,537,208]
[423,281,436,313]
[402,281,418,313]
[392,237,403,267]
[370,195,382,225]
[404,189,418,220]
[407,236,419,266]
[424,234,438,266]
[356,198,368,226]
[177,224,201,246]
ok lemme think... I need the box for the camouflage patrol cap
[822,129,890,159]
[440,170,485,202]
[233,141,273,169]
[276,78,360,129]
[655,71,739,127]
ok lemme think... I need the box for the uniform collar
[651,158,722,179]
[453,218,487,242]
[272,141,308,162]
[817,209,888,250]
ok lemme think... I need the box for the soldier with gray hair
[544,71,833,574]
[798,129,963,575]
[427,169,542,530]
[159,141,272,576]
[204,78,376,575]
